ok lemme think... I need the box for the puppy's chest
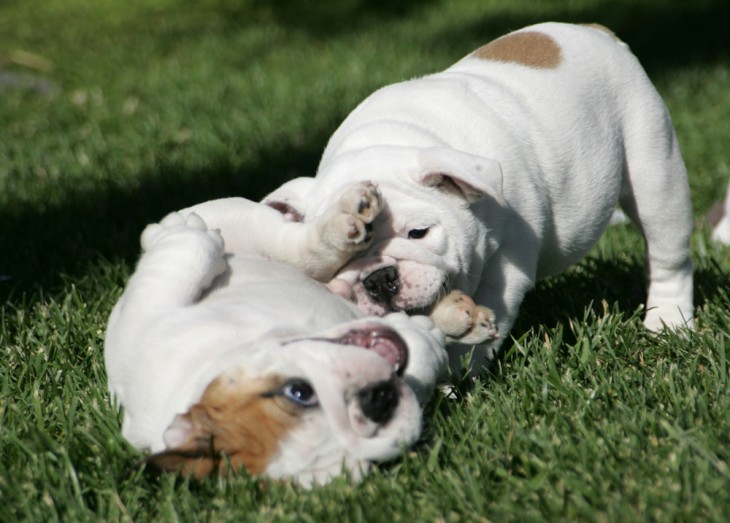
[203,285,361,334]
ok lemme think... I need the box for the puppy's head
[143,317,442,486]
[318,146,506,316]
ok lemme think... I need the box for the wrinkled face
[330,186,479,315]
[143,319,435,487]
[316,146,504,316]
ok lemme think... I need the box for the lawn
[1,0,729,520]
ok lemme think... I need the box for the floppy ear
[414,147,505,205]
[140,408,222,478]
[141,374,298,478]
[261,177,316,222]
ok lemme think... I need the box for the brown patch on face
[144,373,302,478]
[472,31,562,69]
[581,23,620,41]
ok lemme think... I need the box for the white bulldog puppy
[708,182,730,245]
[264,22,695,372]
[104,184,449,487]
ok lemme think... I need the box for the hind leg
[121,212,228,316]
[105,212,228,359]
[619,114,694,331]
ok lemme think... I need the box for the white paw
[320,182,383,251]
[430,290,498,345]
[644,306,694,333]
[141,212,224,253]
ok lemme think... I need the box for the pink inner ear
[422,172,486,202]
[266,201,304,222]
[163,414,194,448]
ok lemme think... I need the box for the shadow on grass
[243,0,439,36]
[0,134,328,302]
[515,253,727,333]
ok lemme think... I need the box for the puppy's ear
[415,148,505,205]
[141,374,299,478]
[420,172,492,203]
[140,407,230,478]
[262,177,316,222]
[265,201,304,222]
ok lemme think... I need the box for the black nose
[358,379,400,424]
[362,266,400,303]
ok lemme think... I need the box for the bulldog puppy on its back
[105,183,453,487]
[264,22,695,372]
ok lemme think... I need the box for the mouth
[330,325,409,377]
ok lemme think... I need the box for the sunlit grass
[1,0,729,520]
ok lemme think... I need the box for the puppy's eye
[281,379,318,407]
[408,228,429,240]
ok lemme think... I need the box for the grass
[1,0,729,520]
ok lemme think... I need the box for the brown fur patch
[145,373,300,478]
[472,31,562,69]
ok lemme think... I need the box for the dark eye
[281,379,318,407]
[408,228,429,240]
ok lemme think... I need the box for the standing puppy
[264,22,695,371]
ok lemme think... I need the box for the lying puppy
[104,184,451,486]
[264,22,695,372]
[708,182,730,245]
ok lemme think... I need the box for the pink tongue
[334,327,407,374]
[369,339,400,368]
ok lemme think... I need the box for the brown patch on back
[472,31,562,69]
[144,373,300,478]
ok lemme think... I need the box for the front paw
[320,182,383,251]
[430,290,498,345]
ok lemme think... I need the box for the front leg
[449,250,537,375]
[186,182,383,281]
[306,182,383,279]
